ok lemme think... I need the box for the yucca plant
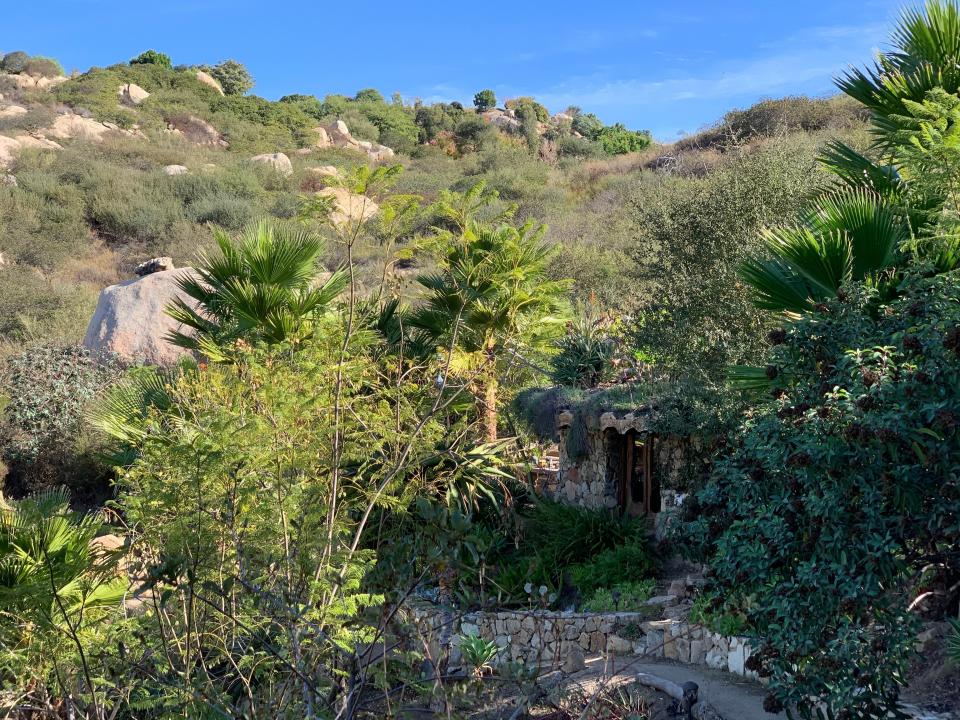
[459,633,498,677]
[165,219,348,359]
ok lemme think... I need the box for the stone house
[530,401,694,534]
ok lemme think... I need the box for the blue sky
[5,1,906,140]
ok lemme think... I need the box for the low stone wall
[405,602,758,680]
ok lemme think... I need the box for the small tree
[130,49,172,68]
[473,89,497,111]
[598,123,651,154]
[207,59,253,95]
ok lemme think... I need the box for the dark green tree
[473,89,497,111]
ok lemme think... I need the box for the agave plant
[166,219,348,359]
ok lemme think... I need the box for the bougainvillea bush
[681,270,960,717]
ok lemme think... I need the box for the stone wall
[405,602,759,680]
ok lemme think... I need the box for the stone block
[607,635,633,654]
[564,645,585,673]
[645,629,664,657]
[705,647,727,670]
[689,639,707,665]
[727,637,745,676]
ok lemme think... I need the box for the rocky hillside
[0,49,868,356]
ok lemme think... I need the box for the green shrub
[582,580,656,612]
[1,51,29,74]
[23,56,64,78]
[572,112,604,140]
[569,538,658,594]
[188,191,254,228]
[0,346,121,496]
[130,49,172,68]
[598,123,651,155]
[522,499,642,567]
[682,272,960,715]
[556,135,604,159]
[551,309,619,388]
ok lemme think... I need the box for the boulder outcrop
[0,133,61,168]
[316,186,379,226]
[118,83,150,106]
[0,72,67,91]
[0,105,27,118]
[83,268,200,367]
[309,120,394,162]
[163,164,189,175]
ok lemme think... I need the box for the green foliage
[129,49,172,68]
[505,96,549,122]
[25,56,64,77]
[572,112,604,140]
[454,114,498,154]
[682,272,960,716]
[948,619,960,666]
[598,123,652,155]
[678,95,867,150]
[582,579,656,612]
[460,634,499,675]
[1,51,29,74]
[203,59,253,96]
[688,594,748,636]
[0,487,125,710]
[473,89,497,111]
[551,306,619,388]
[570,541,658,596]
[629,137,825,378]
[165,219,348,356]
[0,346,121,495]
[523,499,642,568]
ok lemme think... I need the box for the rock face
[195,70,224,95]
[118,83,150,106]
[165,115,226,147]
[251,152,293,175]
[47,113,117,141]
[0,105,27,118]
[163,164,188,176]
[83,268,200,367]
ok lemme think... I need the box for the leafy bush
[187,191,253,228]
[0,51,29,74]
[203,59,253,96]
[598,123,651,155]
[0,346,121,495]
[569,538,658,595]
[582,580,656,612]
[681,272,960,716]
[572,112,604,140]
[130,49,172,68]
[474,89,496,111]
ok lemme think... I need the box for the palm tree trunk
[481,362,498,443]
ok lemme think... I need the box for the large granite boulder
[251,152,293,175]
[83,268,200,367]
[165,115,226,147]
[118,82,150,106]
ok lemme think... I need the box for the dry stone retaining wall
[406,602,758,680]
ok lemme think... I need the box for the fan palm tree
[838,0,960,147]
[409,217,570,441]
[740,0,960,317]
[166,219,348,358]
